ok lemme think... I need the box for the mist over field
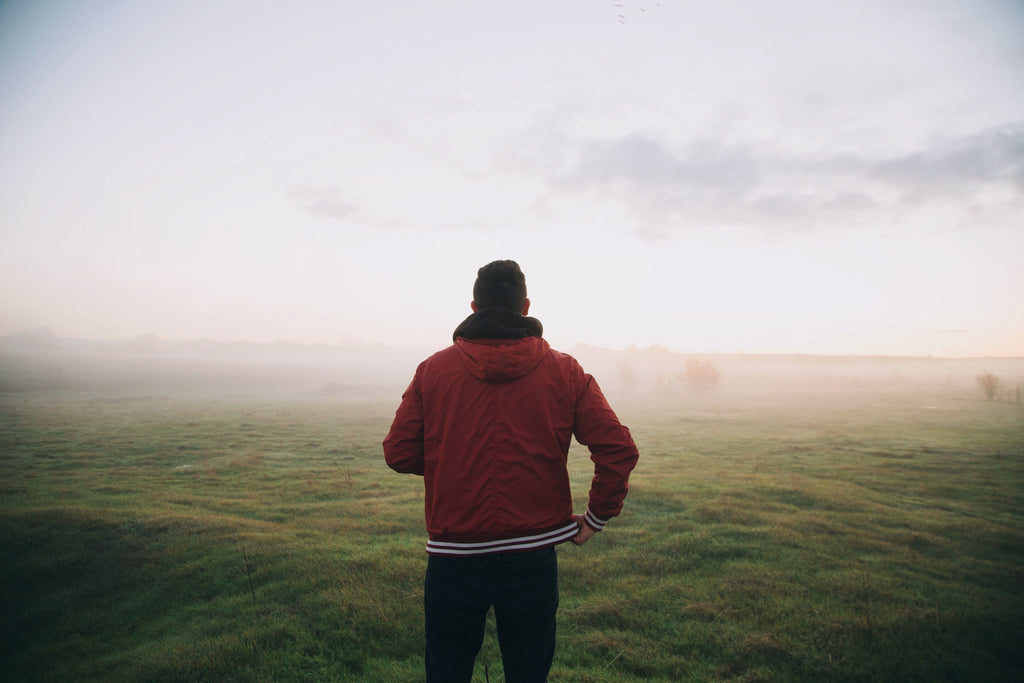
[3,332,1021,408]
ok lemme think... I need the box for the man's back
[384,307,637,555]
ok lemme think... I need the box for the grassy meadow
[1,347,1022,682]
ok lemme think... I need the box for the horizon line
[1,332,1021,362]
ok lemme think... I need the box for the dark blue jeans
[424,546,558,683]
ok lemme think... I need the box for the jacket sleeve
[382,374,426,476]
[572,370,639,531]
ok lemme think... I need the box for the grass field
[1,349,1022,681]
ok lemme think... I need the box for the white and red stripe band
[426,522,580,556]
[583,508,609,531]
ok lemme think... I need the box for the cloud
[290,122,1024,239]
[873,125,1024,196]
[288,182,515,233]
[289,185,422,229]
[289,186,363,222]
[541,123,1024,238]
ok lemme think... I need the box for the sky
[1,0,1022,357]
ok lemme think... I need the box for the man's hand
[571,513,596,546]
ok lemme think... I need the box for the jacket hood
[453,308,548,382]
[452,307,543,342]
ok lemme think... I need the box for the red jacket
[383,312,638,555]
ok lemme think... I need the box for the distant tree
[618,360,636,391]
[8,326,57,348]
[976,372,1000,401]
[678,358,721,391]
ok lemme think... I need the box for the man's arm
[572,371,640,536]
[382,377,426,475]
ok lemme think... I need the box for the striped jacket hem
[426,521,580,556]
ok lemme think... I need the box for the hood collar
[452,307,543,342]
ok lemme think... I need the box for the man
[383,260,639,683]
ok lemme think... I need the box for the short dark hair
[473,260,527,312]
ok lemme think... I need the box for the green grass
[1,379,1022,682]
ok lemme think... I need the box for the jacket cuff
[583,508,609,532]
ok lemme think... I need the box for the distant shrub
[128,333,159,352]
[679,358,721,391]
[976,372,1000,401]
